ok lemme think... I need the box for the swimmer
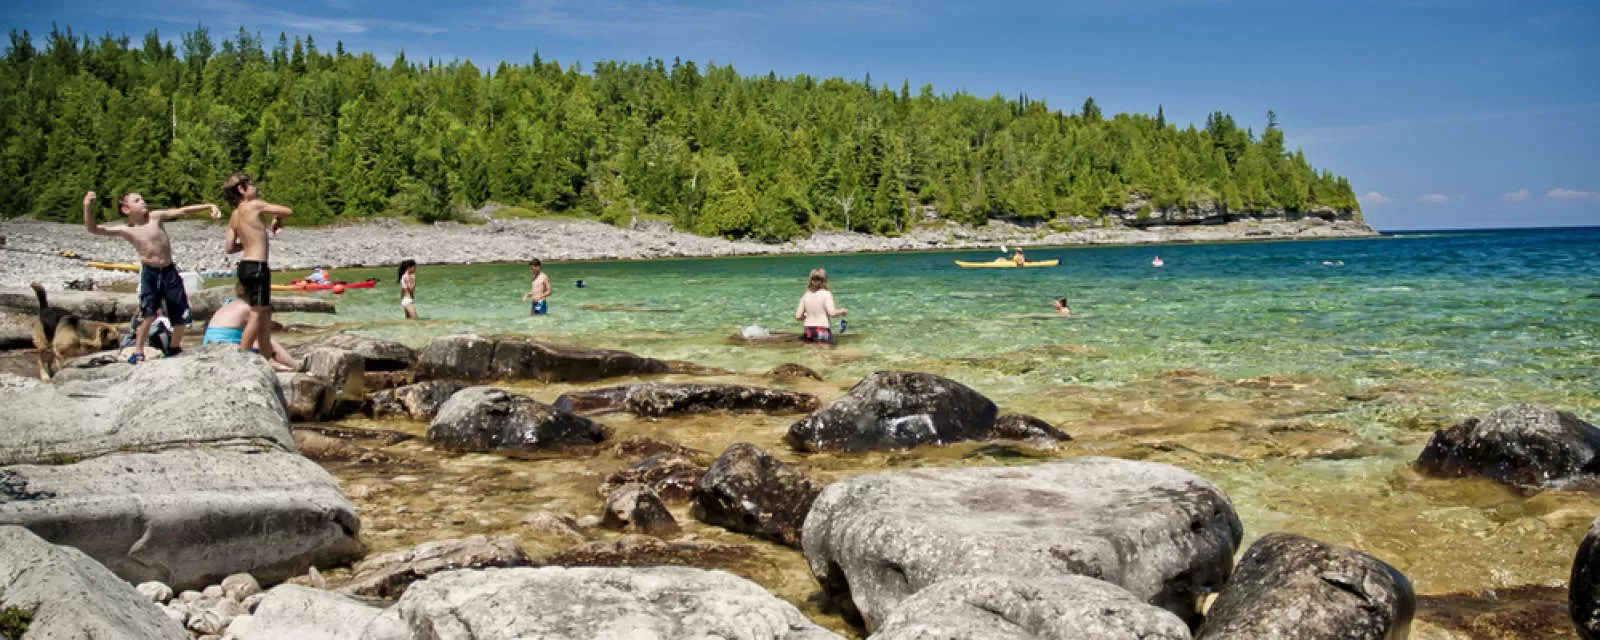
[1152,256,1165,267]
[1053,296,1072,317]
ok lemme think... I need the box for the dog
[31,282,122,380]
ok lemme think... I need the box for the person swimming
[1053,296,1072,316]
[1152,256,1165,267]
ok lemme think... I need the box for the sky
[3,0,1597,231]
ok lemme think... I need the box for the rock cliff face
[1101,195,1361,229]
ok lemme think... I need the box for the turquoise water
[288,227,1600,420]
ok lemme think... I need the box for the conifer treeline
[1,26,1360,239]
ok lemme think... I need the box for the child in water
[795,268,848,345]
[398,260,417,320]
[1054,296,1072,316]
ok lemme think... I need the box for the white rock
[137,580,175,603]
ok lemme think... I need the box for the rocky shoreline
[0,215,1377,291]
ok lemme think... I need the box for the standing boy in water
[522,259,551,315]
[82,190,220,363]
[220,173,292,362]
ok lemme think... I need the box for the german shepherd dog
[31,282,121,380]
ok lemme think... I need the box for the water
[291,227,1600,636]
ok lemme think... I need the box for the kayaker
[795,268,847,346]
[306,265,332,284]
[398,259,417,320]
[1011,247,1027,265]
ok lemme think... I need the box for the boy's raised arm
[82,191,129,238]
[153,203,222,222]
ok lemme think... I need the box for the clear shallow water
[292,227,1599,635]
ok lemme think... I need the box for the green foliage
[0,607,31,639]
[0,25,1360,234]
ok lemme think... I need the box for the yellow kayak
[86,261,141,272]
[954,259,1059,269]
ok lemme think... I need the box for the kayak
[86,261,141,272]
[271,279,378,292]
[954,259,1060,269]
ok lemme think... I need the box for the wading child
[82,190,220,362]
[795,268,847,345]
[221,173,292,363]
[399,259,417,320]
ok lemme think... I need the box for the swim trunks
[801,326,834,344]
[237,260,272,307]
[531,300,547,315]
[139,263,192,325]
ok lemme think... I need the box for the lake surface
[287,226,1600,636]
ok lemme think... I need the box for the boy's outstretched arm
[82,191,131,238]
[152,203,222,222]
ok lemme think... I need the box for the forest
[0,25,1361,240]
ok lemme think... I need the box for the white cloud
[1547,188,1597,201]
[1417,193,1453,204]
[1502,189,1530,202]
[1360,191,1391,205]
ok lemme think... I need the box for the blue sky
[5,0,1597,230]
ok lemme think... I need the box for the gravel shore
[1,216,1377,291]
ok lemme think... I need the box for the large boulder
[801,457,1242,630]
[428,386,608,452]
[1415,403,1600,490]
[692,443,823,549]
[599,484,680,535]
[0,346,363,590]
[298,347,366,406]
[1572,516,1600,639]
[338,536,531,599]
[278,372,337,422]
[292,333,415,371]
[364,379,467,421]
[553,382,819,417]
[414,334,670,383]
[1196,532,1413,640]
[225,584,408,640]
[0,525,189,639]
[871,575,1192,640]
[393,566,845,639]
[786,371,999,452]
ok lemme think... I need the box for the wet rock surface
[767,363,824,380]
[1573,516,1600,639]
[600,483,680,535]
[1415,403,1600,490]
[1197,532,1414,640]
[278,372,336,422]
[801,457,1242,630]
[991,413,1074,443]
[598,451,708,503]
[787,371,999,452]
[428,386,609,453]
[291,333,415,372]
[414,334,671,383]
[692,442,824,549]
[364,379,467,421]
[872,575,1192,640]
[555,382,820,417]
[337,535,531,599]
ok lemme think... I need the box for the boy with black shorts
[221,173,292,361]
[82,190,220,363]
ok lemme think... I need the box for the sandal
[127,353,146,364]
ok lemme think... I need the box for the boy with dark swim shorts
[82,190,220,362]
[221,173,292,362]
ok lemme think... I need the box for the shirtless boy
[521,259,551,315]
[220,173,292,361]
[82,190,220,362]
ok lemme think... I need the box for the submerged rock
[1572,516,1600,639]
[1197,532,1413,640]
[801,457,1242,630]
[537,534,753,569]
[338,535,531,599]
[364,379,466,421]
[428,386,608,453]
[600,484,680,535]
[991,413,1074,443]
[555,382,819,417]
[0,525,189,639]
[1415,403,1600,490]
[767,363,823,380]
[692,442,824,549]
[872,575,1191,640]
[786,370,999,452]
[414,334,671,383]
[598,452,707,503]
[393,566,845,639]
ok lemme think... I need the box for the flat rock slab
[871,575,1191,640]
[1415,403,1600,490]
[290,333,415,372]
[555,382,820,417]
[339,536,531,599]
[801,457,1242,630]
[226,584,407,640]
[0,345,293,464]
[1197,532,1413,640]
[0,525,189,639]
[414,334,670,383]
[0,448,362,590]
[394,566,845,640]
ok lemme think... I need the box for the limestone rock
[692,442,823,549]
[224,584,408,640]
[1571,516,1600,640]
[767,363,823,380]
[536,534,753,569]
[1415,403,1600,490]
[786,371,998,452]
[598,452,707,503]
[393,566,845,639]
[801,457,1242,630]
[0,525,188,639]
[298,347,366,406]
[554,382,819,417]
[991,413,1073,443]
[414,334,670,383]
[600,483,680,535]
[872,575,1191,640]
[338,535,531,599]
[1196,532,1413,640]
[428,386,608,453]
[364,379,466,421]
[292,333,415,372]
[221,573,263,602]
[278,372,337,422]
